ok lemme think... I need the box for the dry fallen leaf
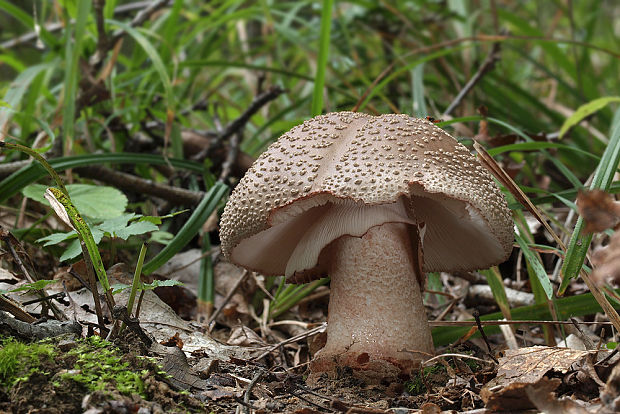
[228,325,266,347]
[481,346,598,411]
[525,383,591,414]
[577,190,620,285]
[577,189,620,233]
[601,362,620,413]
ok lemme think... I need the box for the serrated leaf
[139,209,189,225]
[559,96,620,138]
[37,231,77,246]
[96,213,137,235]
[59,239,82,261]
[9,279,59,292]
[66,184,127,219]
[23,184,127,219]
[113,221,159,240]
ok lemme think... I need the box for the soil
[0,331,494,413]
[0,334,207,414]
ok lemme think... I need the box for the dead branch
[443,41,502,117]
[192,86,285,162]
[0,310,81,340]
[75,164,204,206]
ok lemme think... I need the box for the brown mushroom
[219,112,513,381]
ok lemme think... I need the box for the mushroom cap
[220,112,513,280]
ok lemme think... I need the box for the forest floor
[2,255,620,413]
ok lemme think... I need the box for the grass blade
[559,96,620,138]
[515,232,553,299]
[432,290,620,346]
[310,0,334,116]
[142,182,227,275]
[0,153,204,203]
[559,109,620,293]
[62,0,91,154]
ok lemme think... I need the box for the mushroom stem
[310,222,434,381]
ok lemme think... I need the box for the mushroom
[219,112,513,381]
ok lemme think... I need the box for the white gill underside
[231,193,505,276]
[284,200,414,278]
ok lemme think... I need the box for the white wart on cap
[220,111,513,280]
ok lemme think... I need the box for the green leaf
[560,108,620,293]
[113,221,159,240]
[480,267,512,319]
[62,1,91,151]
[7,280,59,292]
[141,279,183,290]
[110,283,131,294]
[559,96,620,138]
[110,279,182,295]
[411,63,427,118]
[59,239,82,262]
[0,153,204,204]
[432,289,620,346]
[148,231,174,245]
[107,19,174,112]
[23,184,128,219]
[143,182,228,274]
[515,232,553,299]
[37,232,78,246]
[96,213,137,234]
[0,62,55,129]
[139,209,189,225]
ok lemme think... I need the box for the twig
[0,1,162,50]
[288,388,334,412]
[208,269,250,327]
[193,86,284,162]
[475,141,620,334]
[22,292,66,306]
[219,131,242,182]
[295,383,388,413]
[107,0,171,54]
[79,240,109,332]
[421,353,493,367]
[75,164,204,205]
[429,319,613,326]
[112,304,153,346]
[0,160,31,178]
[93,0,109,61]
[243,368,266,414]
[473,309,499,363]
[443,41,501,116]
[252,322,327,361]
[0,310,81,340]
[595,347,619,366]
[1,229,67,321]
[351,62,395,113]
[61,281,78,321]
[569,317,596,349]
[0,295,36,323]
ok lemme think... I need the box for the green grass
[1,1,620,344]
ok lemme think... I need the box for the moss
[0,337,55,390]
[405,364,445,395]
[0,335,145,398]
[58,335,146,397]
